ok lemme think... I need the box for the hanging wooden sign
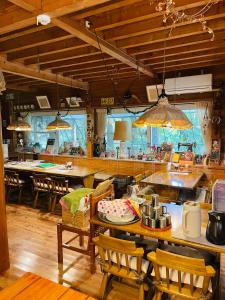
[101,97,114,106]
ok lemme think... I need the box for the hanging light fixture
[133,39,193,130]
[46,76,71,131]
[46,112,71,131]
[7,114,31,131]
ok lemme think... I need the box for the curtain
[196,100,213,154]
[96,109,107,140]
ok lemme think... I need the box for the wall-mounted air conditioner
[165,74,212,95]
[146,84,163,102]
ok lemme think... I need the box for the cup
[66,161,72,169]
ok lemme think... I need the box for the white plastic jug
[182,201,201,238]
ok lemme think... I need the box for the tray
[141,223,172,231]
[98,213,140,225]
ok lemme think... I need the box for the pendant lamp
[133,40,192,130]
[46,76,71,131]
[7,116,31,131]
[46,112,71,131]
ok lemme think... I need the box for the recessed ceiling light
[37,14,51,26]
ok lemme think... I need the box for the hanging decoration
[150,0,218,41]
[0,71,6,94]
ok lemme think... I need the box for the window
[26,113,87,152]
[106,108,205,154]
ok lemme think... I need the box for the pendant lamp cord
[88,18,157,115]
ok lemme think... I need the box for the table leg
[220,253,225,299]
[83,175,94,188]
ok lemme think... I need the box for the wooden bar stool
[50,176,74,213]
[148,248,216,299]
[4,170,25,203]
[57,180,114,275]
[30,173,52,210]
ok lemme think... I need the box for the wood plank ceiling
[0,0,225,91]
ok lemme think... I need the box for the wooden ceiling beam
[40,53,111,70]
[77,70,139,81]
[0,0,114,35]
[7,37,88,61]
[0,27,70,54]
[8,0,40,12]
[24,46,101,66]
[0,56,88,90]
[88,0,221,31]
[103,2,225,41]
[117,18,225,49]
[6,82,37,92]
[63,65,131,77]
[52,17,154,77]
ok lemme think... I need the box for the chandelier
[150,0,219,41]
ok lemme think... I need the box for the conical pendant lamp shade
[7,117,31,131]
[133,98,192,130]
[46,112,71,131]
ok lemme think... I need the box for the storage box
[62,208,90,229]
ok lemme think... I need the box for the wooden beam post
[0,56,88,90]
[0,102,10,273]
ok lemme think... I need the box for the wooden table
[0,272,96,300]
[91,203,224,254]
[4,161,102,188]
[141,171,204,190]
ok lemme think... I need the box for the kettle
[182,201,201,238]
[206,211,225,245]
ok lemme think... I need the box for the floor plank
[0,204,138,300]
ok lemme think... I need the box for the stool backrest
[93,234,144,276]
[5,170,20,186]
[148,248,216,296]
[51,176,69,194]
[31,173,51,190]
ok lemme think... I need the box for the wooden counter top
[141,171,204,189]
[91,203,225,254]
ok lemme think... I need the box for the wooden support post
[86,107,94,159]
[0,103,10,273]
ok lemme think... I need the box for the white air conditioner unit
[165,74,212,95]
[146,84,163,102]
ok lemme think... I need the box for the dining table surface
[91,202,225,254]
[141,170,204,189]
[4,160,102,178]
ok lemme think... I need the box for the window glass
[27,114,87,152]
[106,109,204,154]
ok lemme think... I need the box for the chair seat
[151,267,212,292]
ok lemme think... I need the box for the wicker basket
[62,208,90,229]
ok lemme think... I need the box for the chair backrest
[148,248,216,296]
[90,179,114,218]
[133,173,144,184]
[31,173,51,191]
[51,176,69,194]
[5,170,20,186]
[93,234,144,276]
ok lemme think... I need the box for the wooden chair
[4,170,25,203]
[93,234,149,300]
[57,180,114,275]
[50,176,74,212]
[30,173,52,210]
[148,248,216,300]
[133,173,145,184]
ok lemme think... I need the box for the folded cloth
[61,188,94,214]
[98,199,139,217]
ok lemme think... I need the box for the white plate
[106,214,135,223]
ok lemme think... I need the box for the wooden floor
[0,204,139,300]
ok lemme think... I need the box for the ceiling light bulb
[37,14,51,26]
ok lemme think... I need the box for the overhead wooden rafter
[52,17,153,77]
[0,56,88,90]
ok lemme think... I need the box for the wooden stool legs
[57,223,63,266]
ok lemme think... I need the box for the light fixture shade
[46,113,72,131]
[113,121,132,141]
[7,117,31,131]
[133,98,193,130]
